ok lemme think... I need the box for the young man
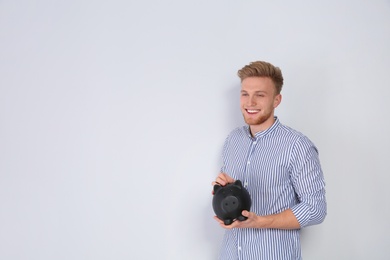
[213,61,327,260]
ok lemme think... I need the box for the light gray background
[1,1,390,259]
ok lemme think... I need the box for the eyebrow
[241,90,268,94]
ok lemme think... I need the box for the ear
[273,94,282,108]
[213,185,222,194]
[234,180,243,188]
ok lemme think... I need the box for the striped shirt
[219,117,327,260]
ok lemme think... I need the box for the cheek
[240,97,246,106]
[262,100,274,110]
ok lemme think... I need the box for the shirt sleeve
[289,136,327,228]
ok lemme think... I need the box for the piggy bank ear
[234,180,243,188]
[213,184,222,194]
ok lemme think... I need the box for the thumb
[241,210,250,217]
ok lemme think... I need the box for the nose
[247,95,256,106]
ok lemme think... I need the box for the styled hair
[237,61,284,94]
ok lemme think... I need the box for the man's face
[240,77,281,133]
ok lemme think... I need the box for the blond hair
[237,61,284,94]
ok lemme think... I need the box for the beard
[242,110,273,127]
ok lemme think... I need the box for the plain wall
[1,0,390,259]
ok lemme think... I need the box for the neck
[249,116,276,136]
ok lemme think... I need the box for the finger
[219,173,235,185]
[211,181,222,186]
[216,175,230,186]
[213,173,234,188]
[241,210,250,217]
[214,177,225,186]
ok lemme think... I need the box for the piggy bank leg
[224,219,233,225]
[237,215,248,221]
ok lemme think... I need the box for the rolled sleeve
[289,137,327,228]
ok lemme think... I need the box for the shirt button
[247,161,250,165]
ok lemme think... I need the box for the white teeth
[247,109,259,113]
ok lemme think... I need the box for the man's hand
[213,210,262,229]
[213,209,301,230]
[212,172,235,187]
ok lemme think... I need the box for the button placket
[244,139,257,189]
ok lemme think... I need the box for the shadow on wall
[225,83,244,131]
[200,83,243,258]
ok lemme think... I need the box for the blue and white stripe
[218,117,327,260]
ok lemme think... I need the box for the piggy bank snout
[221,195,239,212]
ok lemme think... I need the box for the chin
[244,118,261,125]
[243,115,269,126]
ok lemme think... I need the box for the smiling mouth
[246,109,260,114]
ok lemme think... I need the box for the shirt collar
[245,117,280,139]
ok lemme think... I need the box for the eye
[241,93,249,97]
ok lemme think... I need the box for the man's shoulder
[277,123,316,147]
[222,126,250,144]
[277,123,305,137]
[227,126,249,137]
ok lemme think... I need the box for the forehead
[241,77,275,92]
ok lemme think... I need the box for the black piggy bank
[212,180,252,225]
